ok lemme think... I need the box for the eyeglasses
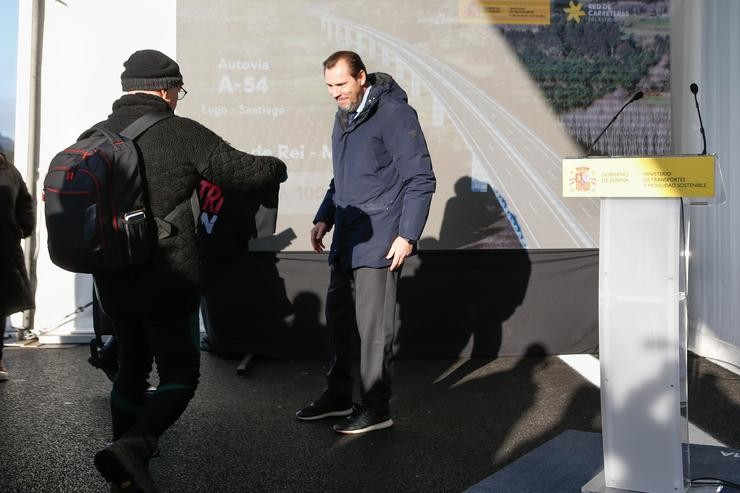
[177,87,188,100]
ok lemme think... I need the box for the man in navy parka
[296,51,435,434]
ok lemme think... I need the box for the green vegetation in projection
[497,9,669,114]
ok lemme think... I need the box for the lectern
[562,155,716,493]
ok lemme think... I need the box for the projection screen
[177,0,670,251]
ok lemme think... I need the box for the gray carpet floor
[0,345,738,493]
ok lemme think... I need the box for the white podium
[563,155,716,493]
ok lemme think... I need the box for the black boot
[94,435,159,493]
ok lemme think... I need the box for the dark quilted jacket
[0,160,35,316]
[93,93,287,319]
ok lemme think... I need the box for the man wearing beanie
[90,49,287,493]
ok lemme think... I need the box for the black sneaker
[333,407,393,435]
[94,436,159,493]
[295,393,353,421]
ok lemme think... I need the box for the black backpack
[43,113,172,274]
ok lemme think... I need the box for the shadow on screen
[431,176,523,250]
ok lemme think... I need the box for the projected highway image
[177,0,669,250]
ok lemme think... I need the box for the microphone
[690,83,707,155]
[586,91,643,156]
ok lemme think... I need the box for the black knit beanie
[121,49,183,91]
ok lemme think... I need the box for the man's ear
[358,70,367,86]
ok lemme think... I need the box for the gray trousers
[325,265,400,415]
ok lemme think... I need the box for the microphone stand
[690,83,707,155]
[586,92,643,156]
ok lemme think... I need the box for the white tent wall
[14,0,176,342]
[12,0,40,334]
[673,0,740,370]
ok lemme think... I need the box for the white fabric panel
[673,0,740,367]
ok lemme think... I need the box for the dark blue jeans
[109,312,200,441]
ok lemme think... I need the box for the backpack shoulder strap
[119,112,173,140]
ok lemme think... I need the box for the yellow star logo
[564,1,587,23]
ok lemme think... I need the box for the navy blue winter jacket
[314,73,436,269]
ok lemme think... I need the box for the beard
[337,98,360,114]
[337,107,353,124]
[338,86,365,113]
[345,98,361,113]
[337,97,361,123]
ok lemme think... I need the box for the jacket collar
[335,73,396,132]
[111,93,174,116]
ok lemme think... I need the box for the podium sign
[563,155,715,198]
[566,156,715,493]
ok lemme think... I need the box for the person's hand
[385,236,414,271]
[310,222,330,252]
